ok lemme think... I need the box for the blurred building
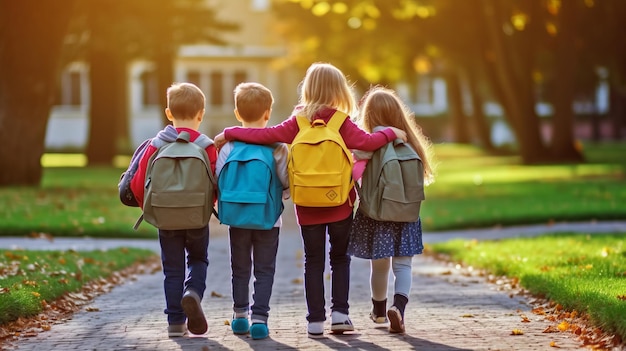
[46,0,301,151]
[45,0,618,152]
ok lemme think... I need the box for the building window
[210,71,224,106]
[233,70,248,92]
[140,70,159,106]
[416,76,434,104]
[187,71,201,87]
[56,70,82,106]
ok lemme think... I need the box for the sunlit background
[1,0,625,185]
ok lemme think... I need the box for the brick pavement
[4,219,626,350]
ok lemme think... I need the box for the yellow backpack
[288,111,354,207]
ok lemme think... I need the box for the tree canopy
[272,0,626,163]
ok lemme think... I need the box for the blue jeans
[158,226,209,325]
[229,227,279,324]
[300,214,352,322]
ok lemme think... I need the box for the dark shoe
[181,290,208,335]
[387,306,405,333]
[370,298,388,323]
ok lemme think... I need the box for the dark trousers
[229,226,280,323]
[300,214,352,322]
[158,226,209,325]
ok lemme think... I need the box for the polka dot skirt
[348,210,423,260]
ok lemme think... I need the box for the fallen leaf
[210,291,223,298]
[549,341,559,348]
[85,307,100,312]
[557,321,569,331]
[511,329,524,335]
[531,306,545,315]
[520,314,530,323]
[543,325,559,333]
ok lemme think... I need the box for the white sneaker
[307,321,324,337]
[330,311,354,334]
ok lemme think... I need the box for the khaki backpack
[288,111,354,207]
[134,131,216,230]
[356,138,425,222]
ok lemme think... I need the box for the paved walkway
[2,220,625,351]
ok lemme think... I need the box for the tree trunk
[465,64,495,151]
[0,1,75,186]
[609,85,625,140]
[445,70,471,144]
[549,0,583,162]
[156,49,174,128]
[481,0,548,163]
[85,0,123,166]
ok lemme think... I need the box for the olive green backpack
[356,139,425,222]
[134,131,216,230]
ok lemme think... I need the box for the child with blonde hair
[348,86,434,334]
[214,63,406,337]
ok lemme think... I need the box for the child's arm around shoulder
[223,116,300,145]
[339,118,406,151]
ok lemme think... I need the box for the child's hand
[214,132,226,149]
[390,127,407,142]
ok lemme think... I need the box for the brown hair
[166,82,205,120]
[296,62,356,120]
[358,86,435,183]
[234,82,274,122]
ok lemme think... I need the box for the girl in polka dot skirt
[348,86,435,333]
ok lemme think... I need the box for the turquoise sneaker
[250,323,269,340]
[231,317,250,335]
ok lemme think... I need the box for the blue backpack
[217,141,284,230]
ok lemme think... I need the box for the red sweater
[223,107,396,225]
[130,127,218,209]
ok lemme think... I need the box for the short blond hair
[166,82,205,120]
[234,82,274,123]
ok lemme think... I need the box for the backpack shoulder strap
[295,115,311,131]
[193,133,214,149]
[177,131,191,142]
[326,110,349,131]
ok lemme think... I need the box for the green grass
[429,233,626,341]
[0,164,157,238]
[419,142,626,231]
[1,142,625,238]
[0,247,157,325]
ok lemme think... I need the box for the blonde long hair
[358,86,435,184]
[295,62,357,120]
